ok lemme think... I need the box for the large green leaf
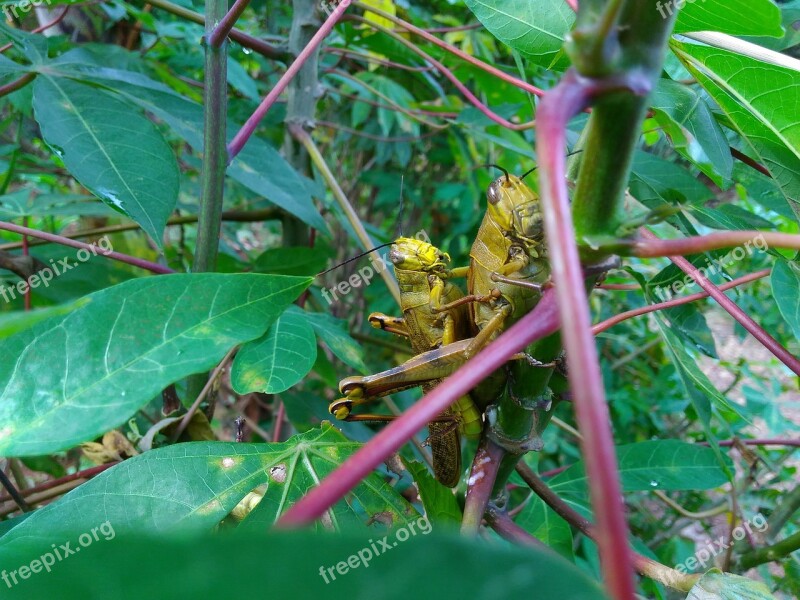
[0,273,310,456]
[515,495,574,560]
[0,530,610,600]
[675,0,783,37]
[464,0,574,67]
[231,306,317,394]
[31,76,179,243]
[550,440,733,494]
[236,425,416,531]
[30,53,326,231]
[771,259,800,340]
[404,459,462,526]
[0,427,413,562]
[672,39,800,222]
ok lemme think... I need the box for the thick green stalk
[193,0,229,273]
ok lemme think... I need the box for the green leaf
[676,0,783,37]
[0,274,310,456]
[231,306,317,394]
[237,425,417,531]
[550,440,733,494]
[464,0,574,67]
[403,459,462,526]
[306,311,369,373]
[0,191,122,219]
[650,79,732,180]
[253,246,331,276]
[515,495,574,560]
[31,77,179,244]
[0,530,610,600]
[771,259,800,340]
[687,570,778,599]
[672,40,800,222]
[0,300,87,338]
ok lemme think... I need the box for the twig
[0,463,117,505]
[0,73,36,99]
[640,230,800,376]
[172,347,237,441]
[0,7,70,53]
[0,221,174,274]
[0,468,30,513]
[461,437,505,534]
[208,0,251,47]
[737,531,800,570]
[227,0,352,159]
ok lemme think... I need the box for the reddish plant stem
[536,70,635,599]
[325,47,436,72]
[0,221,174,274]
[0,73,36,99]
[0,462,117,505]
[0,468,30,513]
[485,508,547,549]
[632,230,800,257]
[227,0,351,160]
[565,0,578,11]
[278,291,560,527]
[0,7,70,53]
[349,16,535,130]
[272,399,286,443]
[731,148,771,177]
[593,269,770,334]
[460,438,506,534]
[701,439,800,448]
[22,216,30,311]
[640,230,800,376]
[351,1,545,98]
[208,0,251,47]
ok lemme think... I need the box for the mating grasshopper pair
[329,169,557,487]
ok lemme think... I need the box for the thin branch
[631,230,800,257]
[291,125,402,306]
[0,463,117,506]
[0,73,36,99]
[143,0,286,59]
[0,221,174,274]
[592,269,770,334]
[485,507,548,549]
[278,291,560,527]
[0,208,281,251]
[227,0,352,160]
[351,1,544,98]
[731,148,771,177]
[317,121,441,143]
[0,7,70,53]
[208,0,251,48]
[325,47,436,72]
[172,346,236,441]
[640,230,800,376]
[349,15,536,131]
[0,468,30,513]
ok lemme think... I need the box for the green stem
[193,0,229,273]
[737,531,800,570]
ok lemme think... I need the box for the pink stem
[278,291,560,527]
[641,230,800,376]
[460,438,505,534]
[593,269,770,334]
[0,221,174,274]
[536,71,635,599]
[0,7,70,53]
[227,0,352,160]
[207,0,251,48]
[633,231,800,257]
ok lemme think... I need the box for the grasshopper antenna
[395,174,406,240]
[317,242,394,277]
[478,164,510,183]
[520,149,584,180]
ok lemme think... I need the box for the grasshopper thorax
[486,174,543,244]
[389,237,450,273]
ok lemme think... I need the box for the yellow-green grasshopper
[329,236,483,487]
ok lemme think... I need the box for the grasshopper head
[486,174,543,244]
[389,237,450,273]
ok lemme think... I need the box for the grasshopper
[329,237,482,487]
